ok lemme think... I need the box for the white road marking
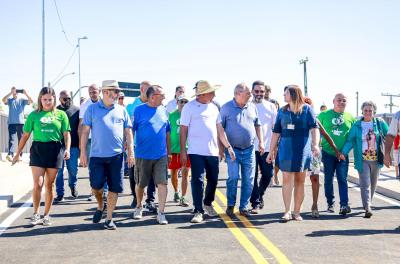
[0,198,32,236]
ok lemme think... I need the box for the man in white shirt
[165,86,185,113]
[180,80,233,223]
[249,81,277,213]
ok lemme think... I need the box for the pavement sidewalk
[347,163,400,200]
[0,153,32,214]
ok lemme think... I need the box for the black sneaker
[226,206,235,217]
[93,209,103,223]
[339,205,351,215]
[364,210,373,218]
[327,204,335,213]
[54,195,64,203]
[259,200,264,209]
[144,202,158,213]
[104,219,117,230]
[130,197,137,209]
[71,187,78,199]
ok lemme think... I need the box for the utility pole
[77,36,88,100]
[42,0,45,88]
[299,57,308,96]
[382,93,400,114]
[356,91,359,117]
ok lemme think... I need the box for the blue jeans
[226,146,255,210]
[322,150,349,206]
[8,124,23,156]
[189,154,219,214]
[250,151,273,208]
[56,147,79,196]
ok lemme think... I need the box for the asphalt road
[0,164,399,264]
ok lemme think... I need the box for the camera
[16,89,24,93]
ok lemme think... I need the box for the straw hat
[193,80,220,96]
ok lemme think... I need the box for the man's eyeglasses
[62,97,71,101]
[179,100,188,104]
[153,93,165,97]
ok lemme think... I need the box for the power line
[53,0,73,46]
[50,45,78,84]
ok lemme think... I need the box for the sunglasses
[179,100,188,104]
[62,97,72,101]
[119,97,124,100]
[253,90,265,94]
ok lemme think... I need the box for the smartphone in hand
[16,89,24,93]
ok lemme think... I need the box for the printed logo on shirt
[331,116,344,126]
[40,116,56,124]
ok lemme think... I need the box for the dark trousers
[128,165,156,203]
[189,154,219,214]
[8,124,23,156]
[250,151,273,208]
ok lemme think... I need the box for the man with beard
[80,80,134,230]
[249,81,277,213]
[54,90,80,202]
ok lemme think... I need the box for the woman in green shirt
[12,87,71,226]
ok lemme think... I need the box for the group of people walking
[3,80,400,230]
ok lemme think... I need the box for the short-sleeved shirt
[24,110,70,142]
[169,110,184,154]
[388,111,400,137]
[253,100,277,151]
[220,99,260,149]
[57,105,80,148]
[7,98,28,124]
[133,104,170,160]
[83,100,132,158]
[79,98,100,139]
[180,99,221,156]
[318,109,356,156]
[126,97,144,121]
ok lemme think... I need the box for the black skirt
[29,141,64,169]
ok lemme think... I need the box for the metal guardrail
[0,112,31,153]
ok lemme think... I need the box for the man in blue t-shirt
[125,80,157,212]
[132,85,170,225]
[2,87,33,161]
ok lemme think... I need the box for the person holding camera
[2,87,33,162]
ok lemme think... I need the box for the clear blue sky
[1,0,399,115]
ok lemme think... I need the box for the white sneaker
[42,215,52,226]
[157,213,168,225]
[87,194,94,201]
[204,205,217,217]
[133,207,143,219]
[30,213,41,225]
[191,213,204,223]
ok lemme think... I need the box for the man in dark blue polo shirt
[220,83,264,217]
[80,80,134,230]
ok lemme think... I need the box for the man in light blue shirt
[2,87,33,161]
[220,83,264,217]
[80,80,134,230]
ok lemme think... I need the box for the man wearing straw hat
[80,80,134,230]
[180,80,234,223]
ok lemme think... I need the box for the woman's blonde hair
[283,85,305,114]
[37,87,57,112]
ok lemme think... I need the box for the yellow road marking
[213,200,269,264]
[215,189,292,264]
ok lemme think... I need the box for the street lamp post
[299,57,309,96]
[50,72,75,88]
[77,36,88,100]
[41,0,45,87]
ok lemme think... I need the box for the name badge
[287,124,295,130]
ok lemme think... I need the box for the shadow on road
[306,228,400,237]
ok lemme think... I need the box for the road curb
[347,174,400,201]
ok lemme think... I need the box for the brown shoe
[239,209,251,217]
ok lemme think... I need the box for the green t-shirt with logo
[169,110,185,154]
[24,110,70,142]
[317,109,356,156]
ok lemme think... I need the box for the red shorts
[168,153,191,170]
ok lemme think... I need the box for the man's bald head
[333,93,347,113]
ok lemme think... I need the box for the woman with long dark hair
[12,87,71,226]
[266,85,319,221]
